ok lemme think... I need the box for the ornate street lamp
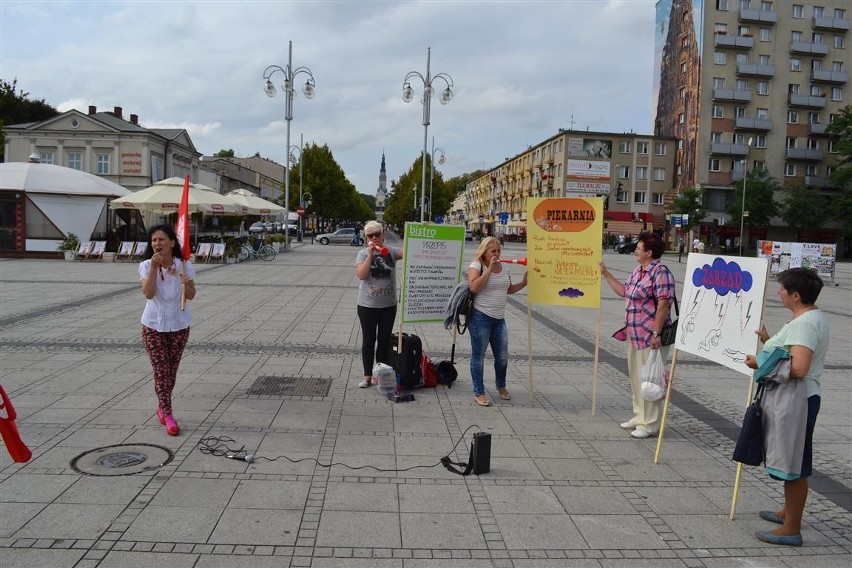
[289,133,303,241]
[402,47,454,223]
[429,137,446,222]
[263,41,316,252]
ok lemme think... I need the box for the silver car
[316,228,362,245]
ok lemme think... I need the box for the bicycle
[240,241,276,261]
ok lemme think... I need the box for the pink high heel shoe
[164,414,180,436]
[156,407,166,425]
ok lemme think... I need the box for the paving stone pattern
[1,239,850,567]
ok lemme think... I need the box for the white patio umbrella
[225,188,285,216]
[109,177,243,215]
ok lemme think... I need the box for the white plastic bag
[640,350,667,401]
[372,362,396,395]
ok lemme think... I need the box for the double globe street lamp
[263,41,315,252]
[429,137,446,222]
[402,47,454,223]
[289,133,304,241]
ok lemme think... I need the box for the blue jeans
[468,308,508,396]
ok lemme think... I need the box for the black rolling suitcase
[387,333,423,389]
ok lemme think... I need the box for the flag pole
[177,176,191,310]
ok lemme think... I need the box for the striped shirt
[469,261,512,319]
[623,260,675,350]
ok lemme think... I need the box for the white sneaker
[620,419,636,429]
[358,380,370,388]
[630,429,651,439]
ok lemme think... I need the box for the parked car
[316,227,361,245]
[248,222,266,234]
[616,238,639,254]
[465,230,473,241]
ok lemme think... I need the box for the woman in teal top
[744,268,829,548]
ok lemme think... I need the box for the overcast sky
[1,0,657,195]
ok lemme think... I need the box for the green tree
[293,143,372,225]
[669,186,707,232]
[214,149,235,157]
[825,105,852,240]
[779,184,829,232]
[726,170,780,229]
[0,78,59,157]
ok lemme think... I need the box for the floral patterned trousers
[142,326,189,415]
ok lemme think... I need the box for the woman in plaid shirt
[600,232,675,439]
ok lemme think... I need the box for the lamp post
[738,137,753,256]
[289,133,303,241]
[263,41,316,252]
[429,137,446,222]
[402,47,454,223]
[302,191,313,235]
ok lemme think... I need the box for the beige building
[653,0,848,248]
[465,130,677,241]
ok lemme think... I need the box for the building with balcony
[653,0,848,250]
[464,130,676,241]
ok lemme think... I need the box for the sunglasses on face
[366,232,382,238]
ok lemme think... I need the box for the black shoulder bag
[652,264,678,346]
[732,381,765,466]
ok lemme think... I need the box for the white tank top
[469,260,511,319]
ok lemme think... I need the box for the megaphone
[499,257,527,266]
[371,245,389,256]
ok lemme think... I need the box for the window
[831,87,842,101]
[757,81,769,95]
[756,107,769,119]
[653,167,666,181]
[678,113,685,124]
[812,32,824,44]
[633,192,647,204]
[734,106,746,118]
[711,131,723,143]
[636,166,648,180]
[836,8,846,18]
[807,139,819,150]
[808,112,821,124]
[679,87,686,99]
[790,58,801,72]
[96,154,110,175]
[791,31,802,42]
[759,28,771,41]
[786,137,797,149]
[738,25,750,36]
[67,152,82,170]
[677,139,684,151]
[715,23,728,34]
[736,79,748,90]
[813,6,824,18]
[811,59,823,71]
[709,159,721,172]
[832,61,843,72]
[792,4,803,18]
[758,54,770,65]
[617,165,630,179]
[39,151,54,165]
[789,83,800,94]
[736,53,748,65]
[828,139,837,153]
[712,104,724,118]
[754,160,766,172]
[714,51,727,65]
[755,134,767,148]
[618,141,631,153]
[636,141,649,154]
[652,193,664,205]
[734,133,747,145]
[616,186,628,203]
[681,62,687,74]
[835,35,845,49]
[681,37,690,49]
[740,0,750,9]
[716,0,728,10]
[713,76,725,89]
[760,1,772,11]
[805,164,817,176]
[829,113,838,124]
[733,160,745,174]
[827,165,836,177]
[810,85,822,96]
[784,163,796,176]
[787,110,799,123]
[654,142,667,155]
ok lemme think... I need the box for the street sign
[297,207,305,217]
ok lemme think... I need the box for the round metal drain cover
[70,444,174,476]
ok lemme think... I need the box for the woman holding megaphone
[355,221,404,388]
[467,236,527,406]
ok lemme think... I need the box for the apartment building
[653,0,848,247]
[464,130,677,241]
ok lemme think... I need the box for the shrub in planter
[57,233,81,252]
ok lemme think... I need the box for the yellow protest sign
[526,197,603,308]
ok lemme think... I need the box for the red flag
[176,175,191,261]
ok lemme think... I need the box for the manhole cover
[70,444,174,476]
[247,376,332,397]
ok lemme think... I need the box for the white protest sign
[676,253,769,375]
[401,223,466,323]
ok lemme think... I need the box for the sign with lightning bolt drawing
[677,253,769,375]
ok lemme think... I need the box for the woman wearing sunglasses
[355,221,404,388]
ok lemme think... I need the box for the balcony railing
[737,63,775,78]
[809,123,828,136]
[812,16,850,32]
[788,93,827,108]
[730,170,745,183]
[735,117,773,131]
[713,88,752,102]
[785,148,824,161]
[739,8,777,24]
[714,34,754,50]
[811,69,848,84]
[710,143,751,157]
[790,41,829,56]
[804,175,828,187]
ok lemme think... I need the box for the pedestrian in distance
[355,221,404,388]
[139,224,196,436]
[600,231,674,438]
[467,236,527,407]
[744,268,829,547]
